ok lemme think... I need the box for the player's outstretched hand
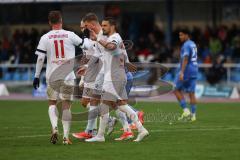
[89,29,97,41]
[126,62,137,73]
[33,78,40,89]
[77,66,87,76]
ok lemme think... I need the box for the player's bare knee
[81,98,89,108]
[49,100,57,106]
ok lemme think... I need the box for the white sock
[48,105,59,131]
[86,105,98,132]
[62,109,72,138]
[115,109,131,132]
[118,104,144,132]
[94,114,98,130]
[97,103,109,137]
[86,103,90,109]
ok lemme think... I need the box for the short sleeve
[182,45,191,57]
[108,34,120,46]
[35,35,47,56]
[70,32,83,47]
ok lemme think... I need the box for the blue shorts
[174,77,197,93]
[125,79,133,96]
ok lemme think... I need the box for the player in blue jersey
[174,28,198,122]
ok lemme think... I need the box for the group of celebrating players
[33,10,198,145]
[33,11,148,145]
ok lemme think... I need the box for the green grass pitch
[0,100,239,160]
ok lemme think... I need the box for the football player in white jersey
[73,13,132,140]
[72,13,105,139]
[85,17,149,142]
[33,11,90,145]
[72,19,100,139]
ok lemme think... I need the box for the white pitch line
[1,127,239,140]
[150,127,240,132]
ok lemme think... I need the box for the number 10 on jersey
[54,40,65,58]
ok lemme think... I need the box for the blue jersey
[178,40,198,80]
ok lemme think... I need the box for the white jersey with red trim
[82,30,107,88]
[35,29,86,84]
[103,32,126,82]
[83,39,95,59]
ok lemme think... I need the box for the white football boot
[85,136,105,142]
[178,108,191,120]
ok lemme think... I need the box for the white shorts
[93,73,104,95]
[82,84,94,99]
[82,73,104,99]
[102,81,127,102]
[47,80,74,101]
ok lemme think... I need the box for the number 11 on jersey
[54,40,65,58]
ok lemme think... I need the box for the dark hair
[103,17,118,32]
[103,17,117,26]
[48,11,62,24]
[179,27,191,35]
[83,12,98,22]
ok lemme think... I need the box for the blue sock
[179,99,187,109]
[191,104,196,114]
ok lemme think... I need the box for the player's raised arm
[91,17,118,50]
[71,31,92,50]
[90,31,117,50]
[97,36,117,50]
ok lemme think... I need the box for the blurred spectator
[13,45,21,64]
[1,24,240,65]
[154,43,169,62]
[136,48,154,62]
[206,55,226,85]
[0,40,2,63]
[232,34,240,62]
[135,36,154,62]
[198,44,211,64]
[218,25,228,43]
[223,43,233,59]
[1,36,11,63]
[171,45,180,63]
[203,25,212,43]
[209,33,222,58]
